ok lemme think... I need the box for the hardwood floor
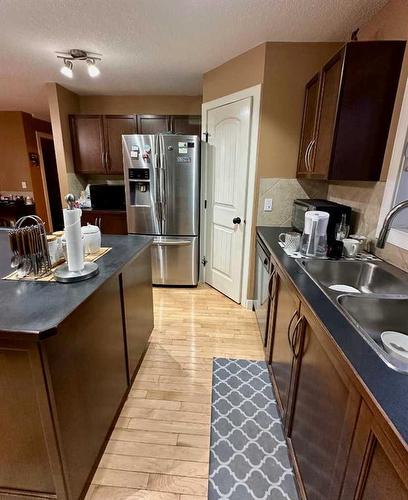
[86,284,264,500]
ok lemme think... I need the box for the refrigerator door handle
[152,239,192,246]
[159,134,167,222]
[153,139,163,227]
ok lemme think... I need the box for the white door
[204,97,252,302]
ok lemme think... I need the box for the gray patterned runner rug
[208,358,299,500]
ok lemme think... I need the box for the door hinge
[201,256,208,267]
[204,199,207,209]
[203,132,210,142]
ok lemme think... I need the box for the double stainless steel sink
[296,258,408,373]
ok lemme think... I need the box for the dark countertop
[0,233,152,338]
[257,226,408,446]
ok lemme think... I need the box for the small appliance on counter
[89,184,126,210]
[300,211,329,258]
[292,199,352,244]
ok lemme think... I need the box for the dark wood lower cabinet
[269,276,300,420]
[121,246,154,382]
[267,265,408,500]
[287,309,360,500]
[341,402,408,500]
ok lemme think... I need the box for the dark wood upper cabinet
[104,115,137,174]
[70,115,105,174]
[172,115,201,135]
[137,115,171,134]
[70,114,136,175]
[297,41,406,181]
[297,74,320,175]
[71,113,202,175]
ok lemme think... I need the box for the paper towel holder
[54,261,99,283]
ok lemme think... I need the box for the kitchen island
[0,233,154,500]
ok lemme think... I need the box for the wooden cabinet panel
[137,115,171,134]
[172,115,201,135]
[288,311,360,500]
[296,41,405,181]
[330,42,405,181]
[341,402,408,500]
[43,276,128,500]
[269,275,300,419]
[104,115,137,174]
[297,74,320,175]
[313,50,344,178]
[265,267,278,364]
[0,346,55,495]
[121,246,154,382]
[70,115,105,174]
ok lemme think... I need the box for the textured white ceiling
[0,0,387,120]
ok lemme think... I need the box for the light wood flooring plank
[110,428,178,446]
[105,440,209,463]
[147,474,208,496]
[100,454,208,478]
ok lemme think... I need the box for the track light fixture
[56,49,102,78]
[60,59,73,78]
[86,58,100,78]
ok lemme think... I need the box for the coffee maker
[301,211,330,258]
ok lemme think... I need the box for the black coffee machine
[292,199,352,243]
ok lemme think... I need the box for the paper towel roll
[63,208,84,272]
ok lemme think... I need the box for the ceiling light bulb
[87,59,100,77]
[60,60,73,78]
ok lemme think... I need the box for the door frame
[36,132,54,232]
[201,84,262,307]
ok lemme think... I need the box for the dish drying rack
[8,215,52,278]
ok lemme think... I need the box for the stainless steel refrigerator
[122,133,200,286]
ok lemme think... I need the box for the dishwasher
[254,236,275,347]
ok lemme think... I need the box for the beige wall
[79,95,202,115]
[203,44,267,102]
[0,112,32,192]
[47,83,80,201]
[0,111,52,228]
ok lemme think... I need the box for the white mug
[279,232,301,253]
[343,238,360,257]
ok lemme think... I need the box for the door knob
[233,217,241,225]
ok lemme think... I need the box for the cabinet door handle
[292,316,304,358]
[268,269,276,300]
[304,141,312,171]
[287,309,299,348]
[307,139,316,171]
[98,217,102,231]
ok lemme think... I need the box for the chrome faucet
[376,199,408,248]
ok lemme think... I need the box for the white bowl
[381,331,408,363]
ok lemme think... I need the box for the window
[377,80,408,248]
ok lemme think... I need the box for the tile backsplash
[327,180,408,272]
[257,178,328,226]
[257,177,408,272]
